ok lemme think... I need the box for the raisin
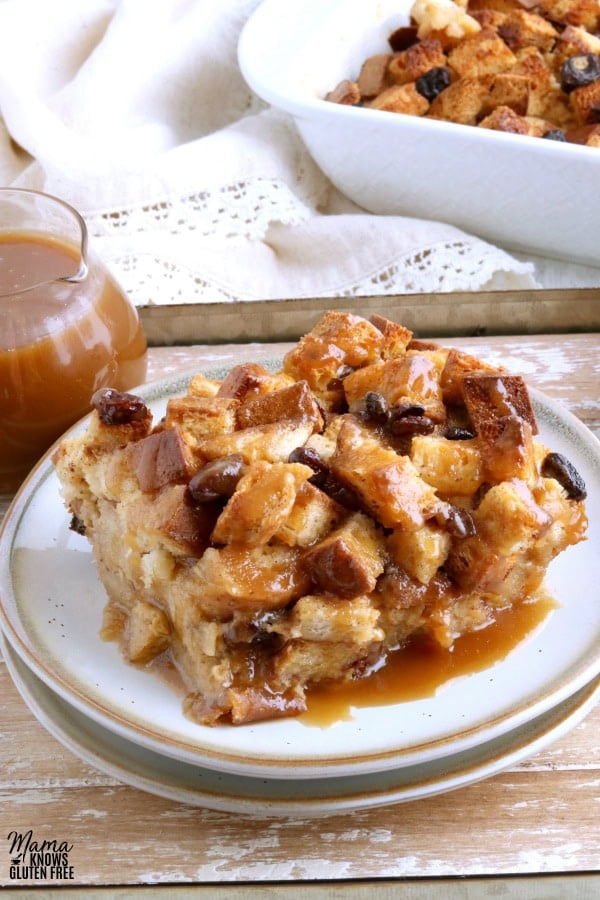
[69,514,86,536]
[188,454,245,503]
[288,446,329,484]
[388,25,418,52]
[541,452,587,501]
[91,388,148,426]
[560,54,600,93]
[326,365,354,392]
[388,404,434,436]
[364,391,389,424]
[444,425,476,440]
[320,474,361,511]
[541,129,567,141]
[415,67,451,101]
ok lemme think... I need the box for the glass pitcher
[0,188,147,494]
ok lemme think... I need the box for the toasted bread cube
[463,374,538,433]
[331,418,441,529]
[474,479,552,555]
[463,373,538,482]
[368,82,430,115]
[343,362,386,412]
[570,80,600,125]
[282,312,384,397]
[275,482,345,547]
[236,380,323,432]
[440,348,503,404]
[428,75,486,123]
[470,8,509,29]
[497,10,558,52]
[217,363,293,401]
[188,544,311,617]
[273,639,362,686]
[467,0,524,11]
[344,350,446,422]
[479,416,538,483]
[78,405,153,449]
[531,477,588,565]
[387,523,452,584]
[53,434,144,517]
[538,0,599,31]
[378,352,447,423]
[566,123,600,146]
[127,599,170,664]
[325,79,361,105]
[358,53,393,98]
[479,104,537,134]
[125,427,195,493]
[281,333,346,408]
[510,50,572,122]
[370,314,413,359]
[187,373,221,398]
[536,88,574,127]
[448,27,517,78]
[512,47,555,84]
[388,37,447,85]
[303,512,385,598]
[200,420,315,465]
[127,484,218,558]
[284,594,383,644]
[410,434,485,496]
[522,115,564,137]
[303,415,345,463]
[481,72,530,116]
[165,396,238,454]
[550,25,600,73]
[227,687,307,725]
[309,311,386,367]
[445,535,516,591]
[426,592,496,648]
[211,461,313,546]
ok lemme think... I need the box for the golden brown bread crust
[53,312,588,725]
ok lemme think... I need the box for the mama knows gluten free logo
[7,829,74,882]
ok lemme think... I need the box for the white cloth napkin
[0,0,598,306]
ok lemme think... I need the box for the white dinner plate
[1,368,600,780]
[4,634,599,818]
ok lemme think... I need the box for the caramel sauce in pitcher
[0,232,147,491]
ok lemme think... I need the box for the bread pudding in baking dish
[325,0,600,148]
[53,313,587,726]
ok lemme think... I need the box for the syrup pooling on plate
[52,312,588,728]
[303,591,556,726]
[103,589,557,728]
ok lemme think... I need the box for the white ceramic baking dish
[238,0,600,267]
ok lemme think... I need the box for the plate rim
[4,632,600,818]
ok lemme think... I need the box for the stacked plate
[2,369,600,817]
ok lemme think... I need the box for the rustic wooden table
[1,332,600,897]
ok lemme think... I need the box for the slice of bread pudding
[53,313,587,725]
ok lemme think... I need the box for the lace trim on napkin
[88,179,536,305]
[86,177,311,243]
[348,240,536,296]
